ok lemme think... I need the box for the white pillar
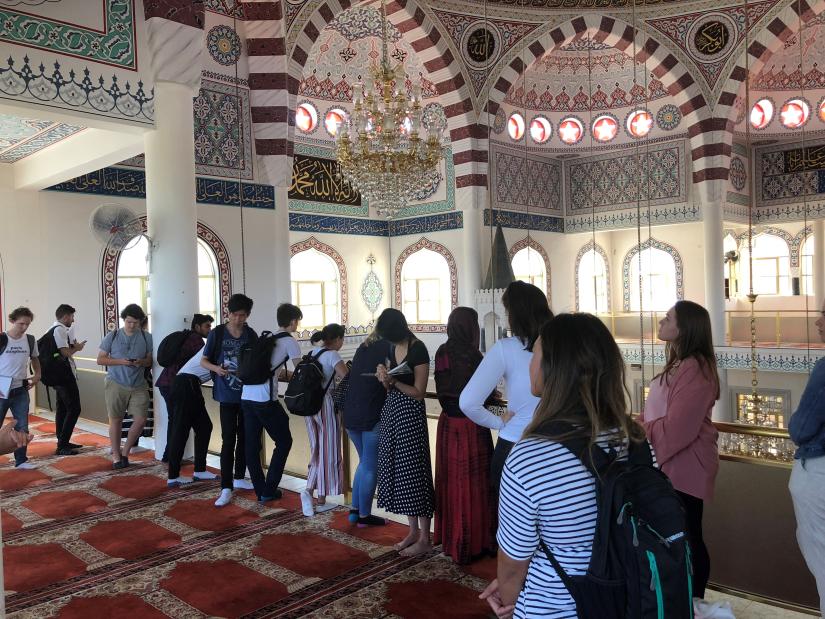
[145,81,199,459]
[274,185,292,307]
[459,200,483,306]
[814,219,825,311]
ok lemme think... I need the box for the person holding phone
[97,304,153,470]
[50,304,86,455]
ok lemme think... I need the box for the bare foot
[393,531,419,552]
[400,539,432,557]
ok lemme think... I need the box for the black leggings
[678,491,711,598]
[490,438,516,544]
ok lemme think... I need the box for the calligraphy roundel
[461,21,501,70]
[687,13,736,64]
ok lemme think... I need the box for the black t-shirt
[393,339,430,386]
[343,339,393,432]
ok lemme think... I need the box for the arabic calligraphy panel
[288,153,362,206]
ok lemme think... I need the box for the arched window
[290,248,341,330]
[740,234,792,296]
[512,247,546,293]
[628,247,678,312]
[117,235,151,322]
[115,237,223,328]
[578,248,609,313]
[401,248,451,324]
[801,235,814,296]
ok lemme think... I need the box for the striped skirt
[305,391,343,496]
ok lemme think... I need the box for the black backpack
[156,329,193,368]
[36,327,74,387]
[236,331,291,386]
[284,349,334,416]
[540,423,693,619]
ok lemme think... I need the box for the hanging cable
[233,7,247,294]
[585,32,598,314]
[483,0,498,343]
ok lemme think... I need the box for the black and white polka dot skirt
[377,389,434,518]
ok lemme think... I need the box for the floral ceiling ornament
[207,25,241,66]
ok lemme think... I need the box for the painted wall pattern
[48,167,275,209]
[618,343,824,373]
[290,236,349,325]
[193,79,252,180]
[0,0,137,69]
[0,114,82,163]
[394,237,458,334]
[483,208,564,233]
[102,219,232,333]
[574,240,611,312]
[493,149,562,215]
[756,141,825,222]
[508,237,552,301]
[621,238,684,311]
[288,211,463,237]
[566,142,686,213]
[752,15,825,91]
[0,55,154,123]
[565,203,701,232]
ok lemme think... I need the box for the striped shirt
[497,431,643,618]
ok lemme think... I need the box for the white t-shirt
[310,346,343,389]
[459,336,540,442]
[241,330,302,402]
[0,333,38,390]
[52,321,77,374]
[178,345,211,384]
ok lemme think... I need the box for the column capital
[145,14,204,91]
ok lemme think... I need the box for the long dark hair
[524,313,645,447]
[310,323,345,345]
[375,308,414,345]
[501,280,554,350]
[657,301,720,399]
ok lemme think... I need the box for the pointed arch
[575,240,611,312]
[394,237,458,332]
[508,236,551,302]
[290,235,349,325]
[622,238,684,311]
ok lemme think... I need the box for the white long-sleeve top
[459,336,540,443]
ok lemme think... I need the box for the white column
[458,187,483,307]
[814,219,825,311]
[274,185,293,307]
[145,81,199,458]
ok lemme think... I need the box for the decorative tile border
[0,55,153,123]
[618,342,824,373]
[735,227,796,266]
[574,240,611,312]
[0,1,137,69]
[47,167,275,209]
[290,236,349,325]
[0,122,83,163]
[621,238,684,311]
[508,236,552,302]
[483,208,564,233]
[393,237,458,334]
[564,203,701,232]
[101,218,231,333]
[287,211,463,237]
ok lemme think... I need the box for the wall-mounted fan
[89,204,148,251]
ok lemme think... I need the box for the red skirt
[434,412,494,564]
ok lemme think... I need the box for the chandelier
[335,0,445,219]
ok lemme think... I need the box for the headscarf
[435,307,483,402]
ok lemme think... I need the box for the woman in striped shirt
[481,313,646,618]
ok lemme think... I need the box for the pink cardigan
[641,357,719,501]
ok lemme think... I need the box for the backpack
[236,331,291,386]
[539,422,693,619]
[157,329,192,368]
[37,327,74,387]
[284,349,335,416]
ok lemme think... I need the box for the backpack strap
[267,331,293,395]
[206,324,225,364]
[26,334,35,357]
[313,348,336,393]
[0,333,6,356]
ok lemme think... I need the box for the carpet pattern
[2,417,495,618]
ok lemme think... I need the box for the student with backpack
[96,304,153,470]
[295,323,349,517]
[155,314,214,461]
[200,294,257,506]
[482,313,692,619]
[0,307,41,469]
[642,301,720,614]
[240,303,303,504]
[41,304,86,455]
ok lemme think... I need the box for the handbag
[331,372,350,410]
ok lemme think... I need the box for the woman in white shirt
[301,323,349,517]
[459,281,553,526]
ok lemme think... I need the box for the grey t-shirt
[100,328,153,388]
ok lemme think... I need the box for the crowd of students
[1,279,824,617]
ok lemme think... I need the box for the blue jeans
[1,387,30,465]
[348,424,380,516]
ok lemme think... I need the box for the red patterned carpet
[2,417,495,618]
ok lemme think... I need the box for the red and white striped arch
[486,14,717,186]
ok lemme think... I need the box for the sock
[348,509,359,523]
[357,515,387,527]
[193,470,218,480]
[168,476,193,486]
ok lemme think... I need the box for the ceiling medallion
[687,13,736,64]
